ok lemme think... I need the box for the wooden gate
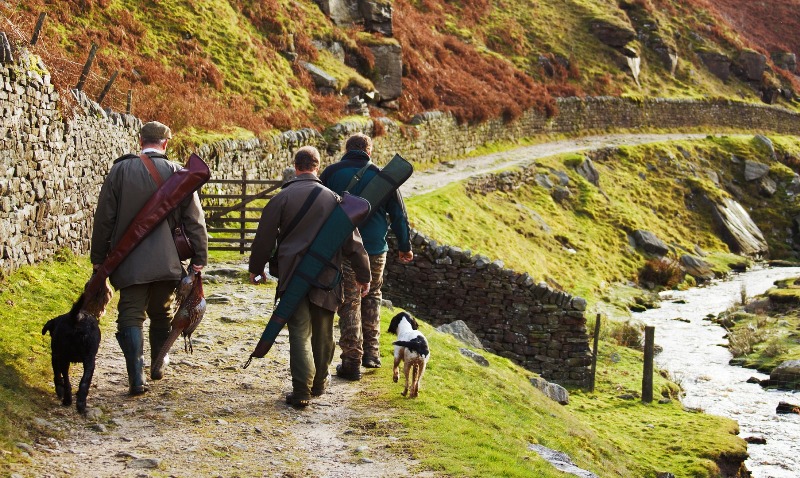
[200,171,283,253]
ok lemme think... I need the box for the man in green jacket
[91,121,208,395]
[249,145,371,407]
[320,133,413,380]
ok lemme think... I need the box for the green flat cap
[140,121,172,142]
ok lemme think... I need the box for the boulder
[632,230,670,256]
[301,62,337,91]
[711,197,769,256]
[575,157,600,185]
[530,377,569,405]
[771,51,797,72]
[459,348,489,367]
[757,175,777,197]
[698,51,731,81]
[360,0,393,36]
[528,444,597,478]
[437,320,483,349]
[734,50,767,82]
[367,42,402,100]
[744,160,769,181]
[679,254,714,281]
[315,0,361,26]
[753,134,777,160]
[776,401,800,414]
[770,360,800,389]
[589,18,636,47]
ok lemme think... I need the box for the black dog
[41,295,101,413]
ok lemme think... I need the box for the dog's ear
[388,313,403,333]
[410,315,419,330]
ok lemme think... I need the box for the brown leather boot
[335,362,362,381]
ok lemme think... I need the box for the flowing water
[633,267,800,478]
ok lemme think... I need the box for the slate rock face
[530,377,570,405]
[770,360,800,390]
[711,197,769,256]
[437,320,484,349]
[575,157,600,185]
[368,42,403,101]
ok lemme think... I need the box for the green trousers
[288,296,335,399]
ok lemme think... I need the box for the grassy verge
[0,249,101,463]
[349,308,746,477]
[719,277,800,378]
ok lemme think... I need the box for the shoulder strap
[344,161,373,193]
[277,186,323,244]
[140,154,164,187]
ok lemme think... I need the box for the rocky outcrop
[744,160,770,181]
[733,50,767,82]
[528,444,598,478]
[632,230,670,256]
[367,42,403,101]
[772,51,797,72]
[314,0,393,35]
[698,51,731,82]
[589,17,636,48]
[710,197,769,256]
[301,62,337,93]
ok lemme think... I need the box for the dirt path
[16,132,711,477]
[17,266,418,478]
[401,133,709,197]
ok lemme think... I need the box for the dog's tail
[393,337,430,356]
[42,318,56,336]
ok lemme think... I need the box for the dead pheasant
[151,271,206,380]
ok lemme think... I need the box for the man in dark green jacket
[320,133,413,380]
[91,121,208,395]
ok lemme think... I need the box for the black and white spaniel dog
[387,312,430,398]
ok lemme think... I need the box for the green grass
[0,249,100,461]
[354,308,745,477]
[407,135,800,306]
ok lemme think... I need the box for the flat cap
[140,121,172,142]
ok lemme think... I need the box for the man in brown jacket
[91,121,208,395]
[249,145,370,408]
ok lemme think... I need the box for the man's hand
[398,250,413,264]
[191,264,204,273]
[250,272,265,285]
[358,281,370,297]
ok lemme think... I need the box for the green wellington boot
[116,327,149,395]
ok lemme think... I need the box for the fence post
[75,43,98,91]
[0,33,13,64]
[642,326,655,403]
[96,70,118,105]
[126,89,133,114]
[240,168,247,254]
[589,313,601,392]
[31,12,47,46]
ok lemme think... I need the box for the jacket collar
[341,150,370,163]
[283,172,322,188]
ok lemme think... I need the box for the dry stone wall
[385,232,592,387]
[0,54,139,277]
[5,52,800,386]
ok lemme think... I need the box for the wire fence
[1,7,133,117]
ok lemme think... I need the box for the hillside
[2,0,799,143]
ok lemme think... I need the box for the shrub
[638,258,685,289]
[608,320,644,349]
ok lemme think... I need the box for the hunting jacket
[249,173,371,312]
[320,150,411,256]
[90,152,208,290]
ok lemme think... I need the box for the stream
[632,267,800,478]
